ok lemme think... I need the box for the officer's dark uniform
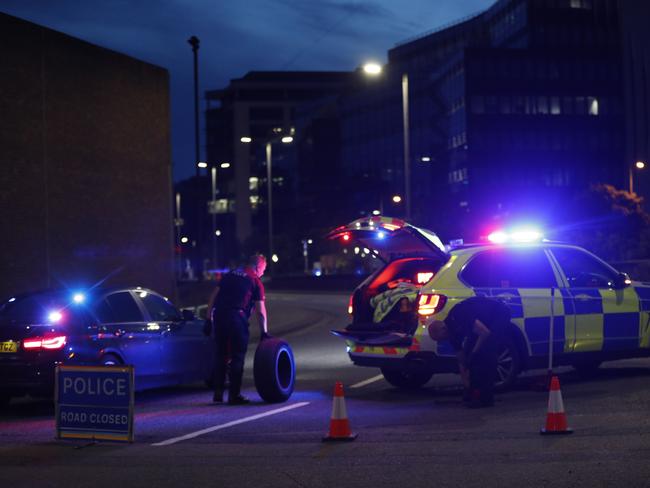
[211,267,265,403]
[445,296,509,407]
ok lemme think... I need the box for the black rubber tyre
[253,338,295,403]
[572,359,602,376]
[100,353,122,366]
[380,366,433,390]
[494,335,521,391]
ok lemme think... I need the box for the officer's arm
[470,319,491,355]
[254,300,268,336]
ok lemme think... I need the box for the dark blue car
[0,287,214,405]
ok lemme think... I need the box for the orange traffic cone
[323,381,357,442]
[540,375,573,435]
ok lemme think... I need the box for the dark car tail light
[417,294,446,316]
[23,335,67,350]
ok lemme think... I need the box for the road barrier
[323,381,357,442]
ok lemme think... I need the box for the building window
[500,96,512,114]
[472,96,485,114]
[588,97,599,116]
[550,97,561,115]
[570,0,592,8]
[537,96,549,114]
[249,177,259,191]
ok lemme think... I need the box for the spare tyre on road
[253,337,295,403]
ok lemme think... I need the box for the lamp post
[174,193,184,279]
[265,135,294,267]
[362,62,411,220]
[210,166,218,268]
[188,35,202,277]
[302,238,313,274]
[629,160,646,194]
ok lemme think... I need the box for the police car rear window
[461,249,557,288]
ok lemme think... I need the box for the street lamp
[362,62,411,221]
[629,161,646,193]
[188,35,203,278]
[265,135,294,267]
[210,166,218,267]
[302,239,313,274]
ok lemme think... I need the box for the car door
[137,291,203,383]
[92,291,162,382]
[549,247,641,353]
[459,247,568,357]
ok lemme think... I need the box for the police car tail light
[347,295,354,315]
[417,294,446,316]
[23,335,67,350]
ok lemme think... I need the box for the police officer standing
[208,254,269,405]
[428,296,509,408]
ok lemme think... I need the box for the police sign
[55,365,134,442]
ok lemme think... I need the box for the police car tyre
[380,366,433,389]
[100,353,122,366]
[253,338,295,403]
[494,335,521,391]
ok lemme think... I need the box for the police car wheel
[100,354,122,366]
[254,338,295,403]
[380,367,433,389]
[494,337,521,391]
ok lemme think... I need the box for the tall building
[0,13,175,298]
[204,71,352,267]
[341,0,648,241]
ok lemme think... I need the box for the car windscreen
[0,292,89,325]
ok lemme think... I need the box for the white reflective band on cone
[331,396,348,420]
[548,390,565,414]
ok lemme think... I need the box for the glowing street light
[629,160,646,193]
[392,195,402,204]
[197,161,208,169]
[240,136,252,143]
[362,62,382,76]
[281,136,293,143]
[361,61,411,220]
[220,162,231,169]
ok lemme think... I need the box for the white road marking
[151,402,310,446]
[350,374,384,389]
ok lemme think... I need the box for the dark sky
[1,0,493,181]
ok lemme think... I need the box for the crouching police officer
[429,296,509,408]
[207,254,269,405]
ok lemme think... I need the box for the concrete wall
[0,13,176,299]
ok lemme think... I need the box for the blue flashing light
[377,231,386,239]
[488,227,543,244]
[72,293,86,304]
[48,310,63,323]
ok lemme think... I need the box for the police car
[327,216,650,390]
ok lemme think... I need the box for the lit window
[550,97,561,115]
[588,97,599,116]
[249,177,259,191]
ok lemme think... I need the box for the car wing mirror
[613,272,632,289]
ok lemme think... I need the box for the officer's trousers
[466,337,499,405]
[213,309,250,397]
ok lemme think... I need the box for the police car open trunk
[326,216,448,347]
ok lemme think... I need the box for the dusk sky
[1,0,493,181]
